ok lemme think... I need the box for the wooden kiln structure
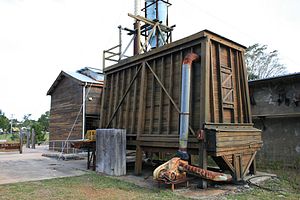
[100,30,262,182]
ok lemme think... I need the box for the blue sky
[0,0,299,120]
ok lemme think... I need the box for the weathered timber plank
[96,129,126,176]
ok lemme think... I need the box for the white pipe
[82,82,87,140]
[134,0,141,16]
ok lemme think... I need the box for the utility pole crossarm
[128,13,174,32]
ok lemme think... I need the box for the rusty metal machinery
[153,157,232,184]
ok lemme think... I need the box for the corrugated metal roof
[47,68,104,95]
[66,71,104,84]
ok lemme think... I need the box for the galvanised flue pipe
[178,53,199,159]
[145,0,168,48]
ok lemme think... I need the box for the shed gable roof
[47,69,104,95]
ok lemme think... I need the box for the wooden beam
[233,154,242,181]
[221,155,235,173]
[135,143,143,175]
[137,62,147,139]
[241,52,252,123]
[198,38,210,189]
[209,41,215,122]
[125,68,131,131]
[216,43,224,123]
[149,60,156,135]
[158,57,164,134]
[113,72,120,127]
[99,73,108,128]
[119,70,126,128]
[235,51,242,123]
[167,54,173,135]
[131,66,139,133]
[228,48,235,123]
[107,74,114,127]
[242,152,257,178]
[128,13,173,32]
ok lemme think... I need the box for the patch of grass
[226,168,300,200]
[0,173,189,200]
[0,134,15,142]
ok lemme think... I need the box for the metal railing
[49,140,85,154]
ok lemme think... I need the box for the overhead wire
[180,0,300,69]
[104,0,130,49]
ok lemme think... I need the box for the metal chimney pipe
[146,0,168,48]
[134,0,141,16]
[178,53,199,160]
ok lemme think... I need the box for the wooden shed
[47,67,104,152]
[100,30,262,182]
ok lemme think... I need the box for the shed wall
[49,77,83,141]
[250,76,300,167]
[86,87,103,116]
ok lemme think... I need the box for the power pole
[133,0,141,55]
[10,114,13,134]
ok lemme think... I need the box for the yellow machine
[85,130,96,141]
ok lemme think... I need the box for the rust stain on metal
[182,53,199,65]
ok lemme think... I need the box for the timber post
[19,129,23,154]
[26,129,31,148]
[96,129,126,176]
[134,143,143,175]
[31,128,35,149]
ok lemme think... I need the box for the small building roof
[248,72,300,86]
[47,67,104,95]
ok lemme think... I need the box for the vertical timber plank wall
[49,77,83,142]
[85,87,102,116]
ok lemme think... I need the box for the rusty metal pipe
[178,53,199,159]
[179,161,232,182]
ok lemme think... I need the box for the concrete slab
[0,145,88,185]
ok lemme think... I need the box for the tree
[37,111,49,132]
[31,122,45,144]
[22,114,33,128]
[0,110,10,133]
[245,43,287,80]
[33,111,50,144]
